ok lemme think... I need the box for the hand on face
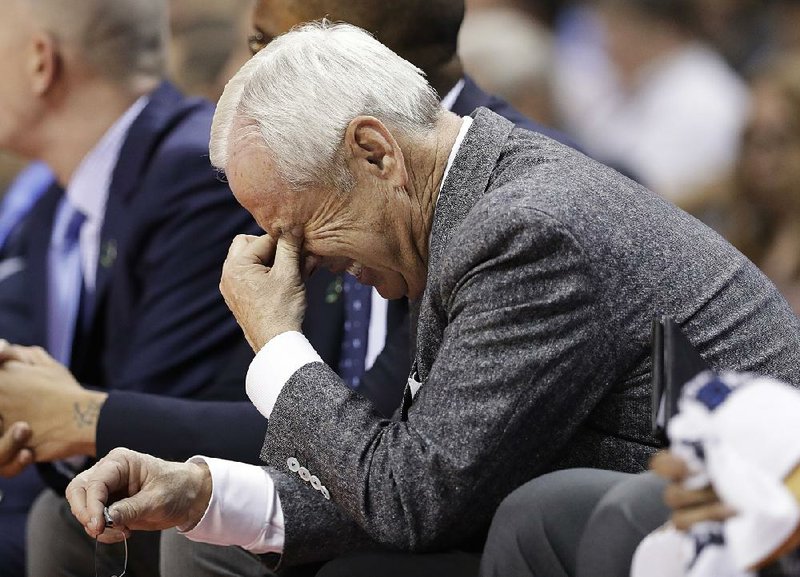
[220,232,307,351]
[650,450,735,531]
[0,344,104,461]
[66,448,212,544]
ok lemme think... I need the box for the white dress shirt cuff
[246,330,322,418]
[180,457,285,554]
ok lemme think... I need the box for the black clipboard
[651,316,711,444]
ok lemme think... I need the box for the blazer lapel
[28,185,63,347]
[87,83,185,331]
[425,108,515,292]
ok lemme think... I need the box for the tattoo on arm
[73,401,101,428]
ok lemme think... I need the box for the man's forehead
[227,138,297,201]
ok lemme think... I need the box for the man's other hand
[66,448,212,543]
[650,450,735,530]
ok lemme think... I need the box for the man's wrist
[251,324,302,353]
[181,460,213,531]
[70,390,108,457]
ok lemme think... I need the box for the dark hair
[295,0,465,59]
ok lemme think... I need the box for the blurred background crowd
[3,0,800,315]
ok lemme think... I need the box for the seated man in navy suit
[0,0,261,574]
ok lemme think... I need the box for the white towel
[631,372,800,577]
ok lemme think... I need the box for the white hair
[210,20,441,190]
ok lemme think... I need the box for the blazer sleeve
[96,392,266,464]
[263,468,380,569]
[261,198,616,561]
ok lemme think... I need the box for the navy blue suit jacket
[0,84,262,492]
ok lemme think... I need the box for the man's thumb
[273,231,303,273]
[108,495,146,529]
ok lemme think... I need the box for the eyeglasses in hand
[94,507,127,577]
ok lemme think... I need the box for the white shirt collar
[439,78,465,112]
[439,115,473,194]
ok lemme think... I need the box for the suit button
[310,475,321,490]
[287,457,300,472]
[298,467,311,482]
[320,486,330,500]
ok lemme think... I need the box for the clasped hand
[220,232,307,352]
[0,341,101,475]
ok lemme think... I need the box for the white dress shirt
[66,97,148,291]
[183,114,475,553]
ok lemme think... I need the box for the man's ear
[27,32,59,96]
[344,116,407,187]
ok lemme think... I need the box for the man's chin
[373,281,408,301]
[360,268,409,300]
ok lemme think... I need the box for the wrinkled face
[226,142,417,300]
[0,1,42,154]
[739,79,800,214]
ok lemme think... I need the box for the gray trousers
[26,489,160,577]
[25,489,276,577]
[479,469,670,577]
[159,528,276,577]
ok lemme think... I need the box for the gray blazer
[260,108,800,566]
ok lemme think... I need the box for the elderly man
[67,21,800,576]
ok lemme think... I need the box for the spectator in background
[553,0,749,202]
[465,0,566,27]
[685,54,800,316]
[459,5,557,128]
[771,0,800,60]
[690,0,771,74]
[168,0,252,101]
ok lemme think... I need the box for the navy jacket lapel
[28,185,62,347]
[451,75,492,117]
[89,83,187,330]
